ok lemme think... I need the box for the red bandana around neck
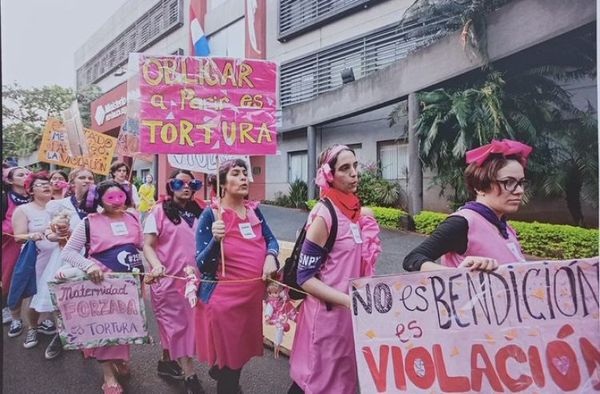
[321,188,361,223]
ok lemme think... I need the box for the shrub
[288,179,308,209]
[510,221,599,259]
[414,211,599,259]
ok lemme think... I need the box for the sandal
[101,382,123,394]
[113,361,131,378]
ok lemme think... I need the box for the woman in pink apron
[403,139,532,272]
[143,169,204,393]
[289,145,381,394]
[195,159,279,394]
[2,166,30,331]
[62,180,143,394]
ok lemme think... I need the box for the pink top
[290,201,365,394]
[195,200,268,369]
[147,203,198,275]
[2,193,21,234]
[62,212,142,272]
[442,209,526,267]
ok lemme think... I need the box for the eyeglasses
[169,179,203,192]
[495,178,528,193]
[32,182,51,188]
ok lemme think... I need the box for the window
[288,151,308,182]
[378,140,409,180]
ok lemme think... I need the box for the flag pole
[216,155,225,277]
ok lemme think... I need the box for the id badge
[239,222,256,239]
[111,222,129,236]
[350,223,363,244]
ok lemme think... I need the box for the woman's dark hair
[164,169,203,225]
[49,170,68,183]
[79,180,132,213]
[209,159,248,197]
[464,154,526,198]
[110,161,130,178]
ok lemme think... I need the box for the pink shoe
[101,382,123,394]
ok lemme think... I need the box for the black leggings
[288,381,304,394]
[216,366,242,394]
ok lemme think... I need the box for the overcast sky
[2,0,128,89]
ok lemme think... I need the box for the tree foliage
[2,84,102,158]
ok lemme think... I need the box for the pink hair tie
[466,139,533,167]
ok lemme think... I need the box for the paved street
[2,205,426,394]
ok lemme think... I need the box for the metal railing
[280,16,452,107]
[76,0,183,90]
[279,0,379,41]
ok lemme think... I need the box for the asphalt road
[2,205,426,394]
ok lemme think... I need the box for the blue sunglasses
[169,179,203,192]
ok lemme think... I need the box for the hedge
[414,211,599,259]
[306,200,407,230]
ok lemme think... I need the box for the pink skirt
[83,345,130,362]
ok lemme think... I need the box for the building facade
[266,0,597,224]
[75,0,597,224]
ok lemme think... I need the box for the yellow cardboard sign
[38,118,117,175]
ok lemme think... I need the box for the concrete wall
[280,0,596,131]
[266,0,413,63]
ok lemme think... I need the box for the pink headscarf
[315,145,351,191]
[466,139,533,167]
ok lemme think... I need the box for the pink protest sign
[49,274,150,350]
[134,54,278,155]
[350,258,600,393]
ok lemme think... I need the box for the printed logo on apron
[91,243,143,273]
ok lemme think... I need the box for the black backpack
[283,198,337,301]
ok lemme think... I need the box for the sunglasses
[169,179,203,192]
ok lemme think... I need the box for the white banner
[167,154,253,181]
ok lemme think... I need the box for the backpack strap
[84,217,90,258]
[320,198,338,253]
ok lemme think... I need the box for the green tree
[2,84,102,158]
[76,84,103,128]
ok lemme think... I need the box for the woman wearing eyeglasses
[11,172,59,350]
[143,169,205,393]
[403,139,532,273]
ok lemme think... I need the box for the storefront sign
[91,82,128,132]
[351,258,600,393]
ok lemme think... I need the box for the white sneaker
[8,319,23,337]
[23,328,38,349]
[2,307,12,324]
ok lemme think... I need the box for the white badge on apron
[506,242,524,262]
[238,222,256,239]
[111,222,129,236]
[349,223,363,244]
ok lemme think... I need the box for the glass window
[378,140,409,180]
[288,150,308,182]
